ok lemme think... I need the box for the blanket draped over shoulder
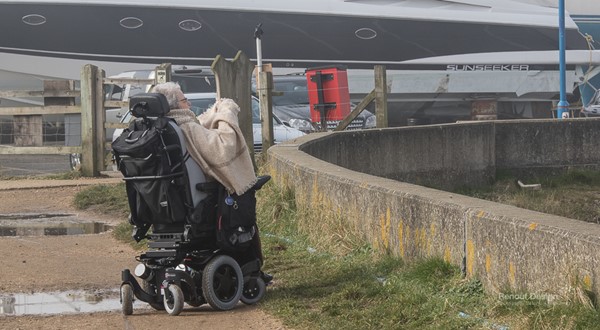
[168,98,257,195]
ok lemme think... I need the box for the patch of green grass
[112,220,147,250]
[72,183,146,249]
[461,169,600,223]
[0,170,82,180]
[73,183,129,216]
[41,171,83,180]
[257,181,600,330]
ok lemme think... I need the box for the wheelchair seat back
[112,93,216,241]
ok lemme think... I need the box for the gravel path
[0,178,287,330]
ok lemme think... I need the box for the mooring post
[80,64,104,177]
[211,51,255,164]
[374,65,388,128]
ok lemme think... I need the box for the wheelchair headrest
[129,93,171,118]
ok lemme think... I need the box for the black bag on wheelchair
[112,118,168,173]
[113,116,189,226]
[215,186,257,252]
[112,94,195,235]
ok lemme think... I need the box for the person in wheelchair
[152,82,272,283]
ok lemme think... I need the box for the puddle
[0,213,111,237]
[0,289,148,316]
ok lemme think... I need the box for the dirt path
[0,178,287,330]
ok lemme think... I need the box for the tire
[202,255,243,311]
[121,284,134,315]
[241,277,266,305]
[141,280,165,311]
[163,284,184,316]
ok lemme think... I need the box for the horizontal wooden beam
[105,122,128,129]
[0,146,81,155]
[0,106,80,115]
[103,78,154,85]
[104,100,128,108]
[0,90,80,98]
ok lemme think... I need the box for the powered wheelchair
[112,93,270,316]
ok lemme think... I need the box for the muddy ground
[0,179,287,330]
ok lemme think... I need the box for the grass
[458,169,600,224]
[68,171,600,329]
[72,183,129,216]
[0,170,82,180]
[256,182,600,330]
[72,182,146,249]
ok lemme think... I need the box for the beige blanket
[168,98,257,195]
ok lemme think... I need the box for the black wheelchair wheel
[241,277,266,305]
[163,284,184,316]
[202,255,243,311]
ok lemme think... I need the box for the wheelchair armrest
[253,175,271,191]
[163,144,182,152]
[196,181,220,193]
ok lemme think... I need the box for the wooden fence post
[80,64,104,177]
[374,65,388,128]
[211,51,255,163]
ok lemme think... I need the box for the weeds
[72,182,147,250]
[461,169,600,223]
[0,170,82,180]
[112,220,147,250]
[72,183,129,216]
[256,180,600,330]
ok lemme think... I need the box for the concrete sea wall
[267,118,600,299]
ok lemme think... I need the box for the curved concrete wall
[300,122,496,191]
[267,118,600,299]
[495,119,600,177]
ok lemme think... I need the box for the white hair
[151,82,182,109]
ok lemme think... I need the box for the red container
[305,66,350,124]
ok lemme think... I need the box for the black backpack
[112,116,189,233]
[215,186,257,252]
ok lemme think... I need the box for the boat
[0,0,594,79]
[512,0,600,111]
[0,0,599,122]
[515,0,600,49]
[346,49,600,124]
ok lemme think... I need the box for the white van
[105,67,216,129]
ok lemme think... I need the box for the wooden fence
[0,57,389,177]
[0,63,171,176]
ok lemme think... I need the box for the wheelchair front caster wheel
[163,284,184,316]
[121,284,134,315]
